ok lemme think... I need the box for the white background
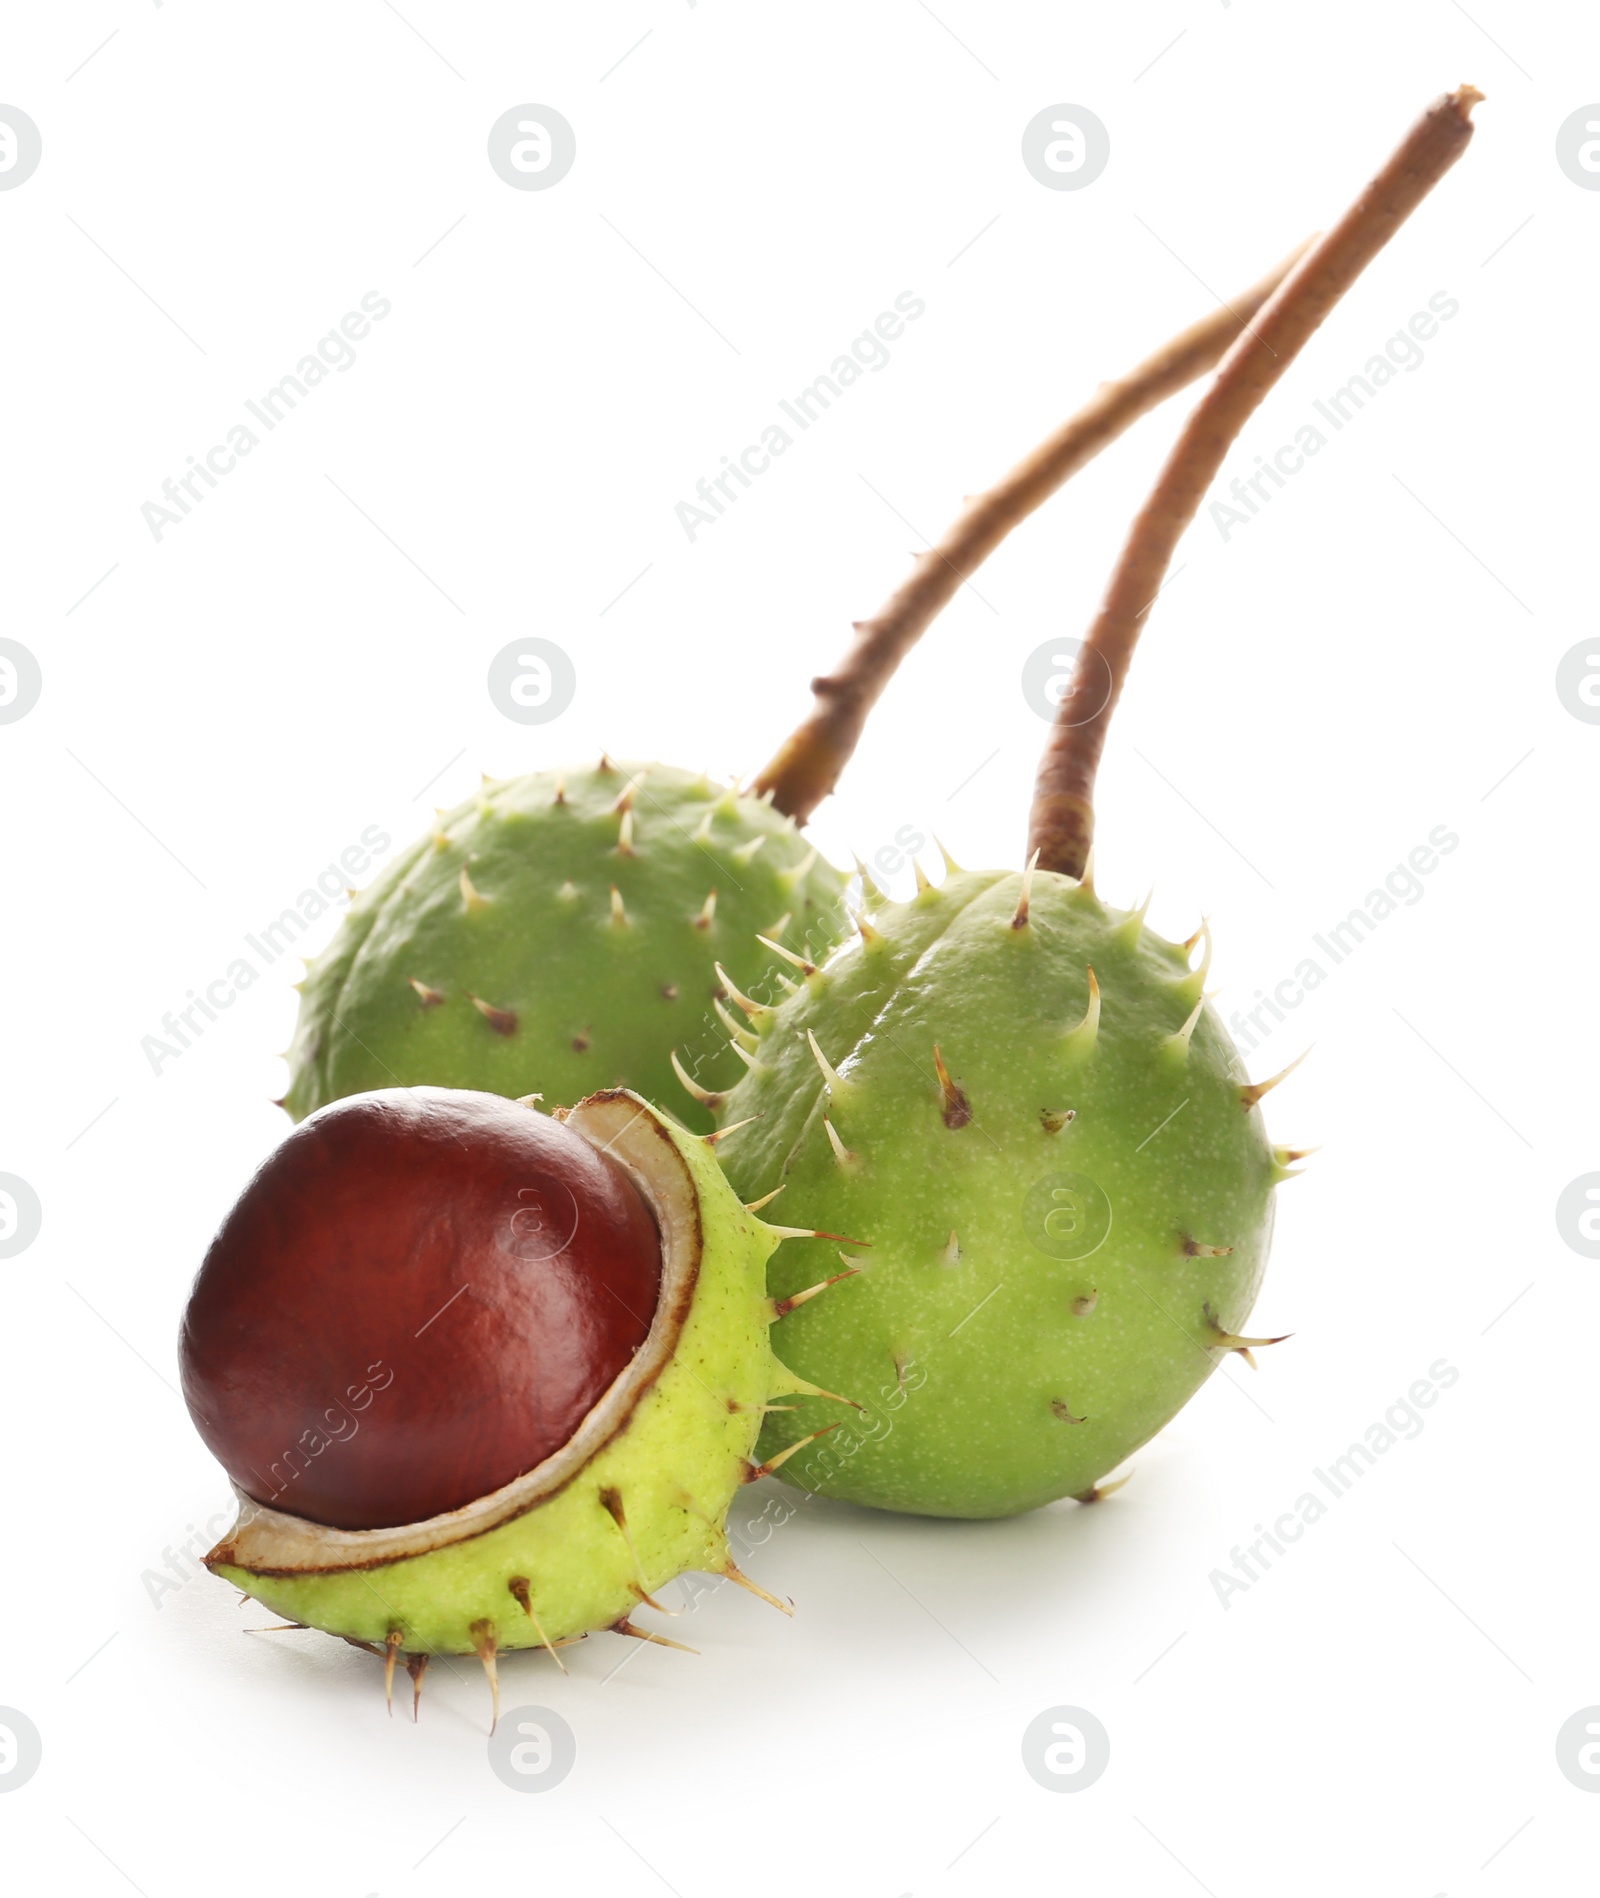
[2,4,1596,1894]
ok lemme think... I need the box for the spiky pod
[285,762,846,1134]
[714,864,1297,1519]
[205,1093,835,1679]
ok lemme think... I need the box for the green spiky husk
[285,762,847,1134]
[715,867,1283,1520]
[207,1094,812,1656]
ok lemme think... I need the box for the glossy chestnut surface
[179,1088,662,1530]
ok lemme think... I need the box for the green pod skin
[715,866,1297,1520]
[285,761,847,1134]
[206,1093,833,1664]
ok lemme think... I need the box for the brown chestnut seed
[179,1088,662,1531]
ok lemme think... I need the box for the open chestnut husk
[180,1087,855,1721]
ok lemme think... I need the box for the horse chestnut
[179,1087,662,1530]
[185,1087,851,1709]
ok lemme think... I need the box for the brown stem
[1029,85,1483,878]
[753,238,1317,824]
